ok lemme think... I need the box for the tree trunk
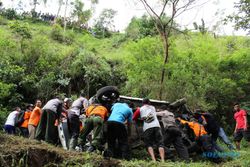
[56,2,63,18]
[64,0,69,32]
[33,0,37,12]
[159,31,169,100]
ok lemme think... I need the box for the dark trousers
[68,114,80,140]
[164,127,189,160]
[107,121,129,160]
[35,109,58,144]
[20,127,29,137]
[4,125,15,134]
[197,135,215,152]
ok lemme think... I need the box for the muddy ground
[0,133,120,167]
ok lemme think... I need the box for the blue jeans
[4,125,16,134]
[218,127,235,150]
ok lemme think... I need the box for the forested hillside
[0,13,250,132]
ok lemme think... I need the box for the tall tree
[32,0,47,12]
[193,18,207,35]
[71,0,92,27]
[93,8,117,38]
[137,0,197,99]
[56,0,64,17]
[225,0,250,34]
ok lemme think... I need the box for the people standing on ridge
[233,103,250,150]
[35,97,63,144]
[4,107,21,134]
[28,100,42,139]
[133,98,165,162]
[19,104,34,137]
[68,93,89,150]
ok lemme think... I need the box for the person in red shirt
[233,103,250,150]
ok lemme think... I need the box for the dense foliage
[0,13,249,133]
[225,0,250,34]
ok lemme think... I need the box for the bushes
[50,24,75,44]
[0,9,18,20]
[51,24,64,42]
[123,34,250,132]
[9,21,32,39]
[0,16,8,25]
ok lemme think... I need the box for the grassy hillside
[0,17,250,167]
[0,133,250,167]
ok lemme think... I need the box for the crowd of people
[3,92,250,162]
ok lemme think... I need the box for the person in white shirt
[4,107,21,134]
[133,98,165,162]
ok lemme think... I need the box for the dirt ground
[0,133,120,167]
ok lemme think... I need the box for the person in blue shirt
[106,101,133,160]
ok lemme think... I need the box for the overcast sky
[1,0,247,36]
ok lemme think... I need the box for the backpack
[14,111,25,127]
[144,112,155,123]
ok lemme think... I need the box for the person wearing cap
[106,100,133,160]
[28,100,42,139]
[78,101,108,152]
[20,104,34,137]
[35,97,63,144]
[68,93,89,150]
[233,103,250,150]
[4,107,21,134]
[133,98,165,162]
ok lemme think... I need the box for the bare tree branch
[175,0,210,18]
[139,0,161,21]
[139,0,165,32]
[159,0,169,17]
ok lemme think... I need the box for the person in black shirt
[194,110,223,152]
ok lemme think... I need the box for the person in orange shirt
[178,118,207,138]
[78,102,108,152]
[20,104,34,137]
[28,100,42,139]
[177,118,216,153]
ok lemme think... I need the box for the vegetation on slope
[1,133,250,167]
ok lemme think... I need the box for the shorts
[143,127,164,148]
[234,129,250,142]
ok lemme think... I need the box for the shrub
[0,16,8,25]
[50,24,75,44]
[51,24,64,42]
[9,21,32,39]
[64,31,75,44]
[1,8,18,20]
